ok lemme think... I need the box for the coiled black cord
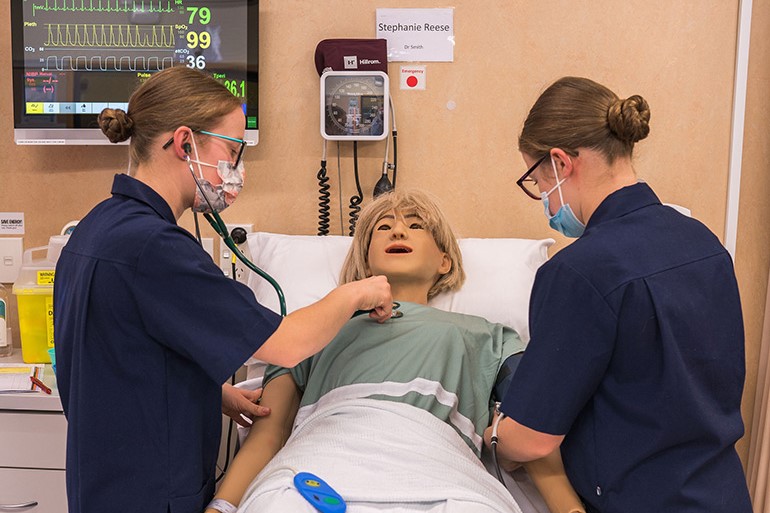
[317,159,330,236]
[348,141,363,236]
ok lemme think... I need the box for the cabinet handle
[0,502,39,510]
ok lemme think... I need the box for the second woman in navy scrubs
[53,66,392,513]
[487,76,751,513]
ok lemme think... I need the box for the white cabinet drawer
[0,412,66,469]
[0,467,67,513]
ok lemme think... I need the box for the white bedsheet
[237,398,523,513]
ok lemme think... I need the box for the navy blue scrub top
[54,174,282,513]
[501,183,751,513]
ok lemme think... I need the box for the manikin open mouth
[385,245,413,254]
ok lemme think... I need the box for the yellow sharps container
[12,247,55,363]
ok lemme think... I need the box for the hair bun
[98,108,134,143]
[607,95,651,144]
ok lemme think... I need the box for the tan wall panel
[735,0,770,466]
[0,1,740,244]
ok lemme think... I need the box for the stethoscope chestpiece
[353,302,403,320]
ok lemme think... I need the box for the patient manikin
[207,190,583,513]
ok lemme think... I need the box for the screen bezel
[10,0,259,145]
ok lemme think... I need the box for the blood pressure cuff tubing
[493,352,524,403]
[314,39,389,76]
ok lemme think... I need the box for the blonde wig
[340,190,465,300]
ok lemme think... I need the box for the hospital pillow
[245,232,554,342]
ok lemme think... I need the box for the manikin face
[367,209,451,288]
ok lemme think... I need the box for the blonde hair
[97,66,242,167]
[519,76,651,163]
[340,190,465,300]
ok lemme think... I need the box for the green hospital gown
[263,302,525,455]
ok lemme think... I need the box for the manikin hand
[221,383,271,427]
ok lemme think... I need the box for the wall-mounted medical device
[320,71,390,141]
[313,38,395,235]
[10,0,260,145]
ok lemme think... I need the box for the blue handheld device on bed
[293,472,347,513]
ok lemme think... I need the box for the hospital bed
[234,232,583,513]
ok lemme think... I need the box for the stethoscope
[184,150,288,317]
[185,146,403,321]
[353,302,403,319]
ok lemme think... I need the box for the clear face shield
[162,129,247,213]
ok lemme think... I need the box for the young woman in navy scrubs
[53,66,392,513]
[487,77,752,512]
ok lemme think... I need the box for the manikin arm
[205,373,301,512]
[523,449,585,513]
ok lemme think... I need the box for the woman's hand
[221,383,271,427]
[345,275,393,322]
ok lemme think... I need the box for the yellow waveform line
[45,23,176,48]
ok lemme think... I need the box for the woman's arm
[205,373,301,511]
[254,276,392,368]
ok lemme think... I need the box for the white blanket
[238,398,522,513]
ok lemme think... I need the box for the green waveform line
[45,23,176,48]
[32,0,174,16]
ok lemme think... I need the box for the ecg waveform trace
[45,23,176,48]
[44,55,175,72]
[32,0,174,16]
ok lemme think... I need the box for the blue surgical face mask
[541,156,585,238]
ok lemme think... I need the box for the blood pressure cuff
[314,39,388,76]
[493,352,524,403]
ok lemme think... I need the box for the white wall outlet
[200,237,215,263]
[0,237,24,283]
[220,224,253,282]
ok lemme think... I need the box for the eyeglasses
[162,129,247,169]
[516,154,548,200]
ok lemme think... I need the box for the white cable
[490,403,507,484]
[382,119,390,173]
[337,141,344,234]
[381,93,394,173]
[491,406,505,442]
[389,94,397,131]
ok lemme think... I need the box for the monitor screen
[11,0,259,145]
